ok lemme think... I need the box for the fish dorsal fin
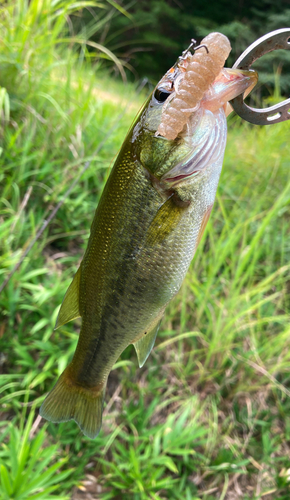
[133,320,161,368]
[55,267,81,330]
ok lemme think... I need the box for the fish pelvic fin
[134,319,162,368]
[55,267,81,330]
[39,367,106,439]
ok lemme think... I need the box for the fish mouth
[227,68,258,98]
[202,68,258,114]
[160,68,258,186]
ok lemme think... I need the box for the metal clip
[230,28,290,125]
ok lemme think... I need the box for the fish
[40,36,258,439]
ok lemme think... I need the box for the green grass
[1,2,290,499]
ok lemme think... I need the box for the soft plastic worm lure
[157,32,231,140]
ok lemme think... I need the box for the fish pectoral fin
[133,320,162,368]
[145,196,185,246]
[55,267,81,330]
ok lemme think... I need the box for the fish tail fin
[39,366,106,439]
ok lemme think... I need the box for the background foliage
[77,0,290,94]
[1,1,290,499]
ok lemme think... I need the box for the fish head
[131,64,258,187]
[131,64,191,179]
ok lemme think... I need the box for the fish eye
[154,87,172,103]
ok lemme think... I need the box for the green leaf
[0,464,12,496]
[154,456,178,474]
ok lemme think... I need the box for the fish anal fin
[133,319,162,368]
[39,366,105,439]
[55,267,81,330]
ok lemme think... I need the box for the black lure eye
[154,87,171,103]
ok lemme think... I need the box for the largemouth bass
[40,35,258,438]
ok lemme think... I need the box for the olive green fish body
[40,63,257,438]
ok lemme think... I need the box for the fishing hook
[194,44,209,54]
[230,28,290,125]
[179,39,210,62]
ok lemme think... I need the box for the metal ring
[230,28,290,125]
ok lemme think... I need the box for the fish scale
[40,41,258,438]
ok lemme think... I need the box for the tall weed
[1,3,290,498]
